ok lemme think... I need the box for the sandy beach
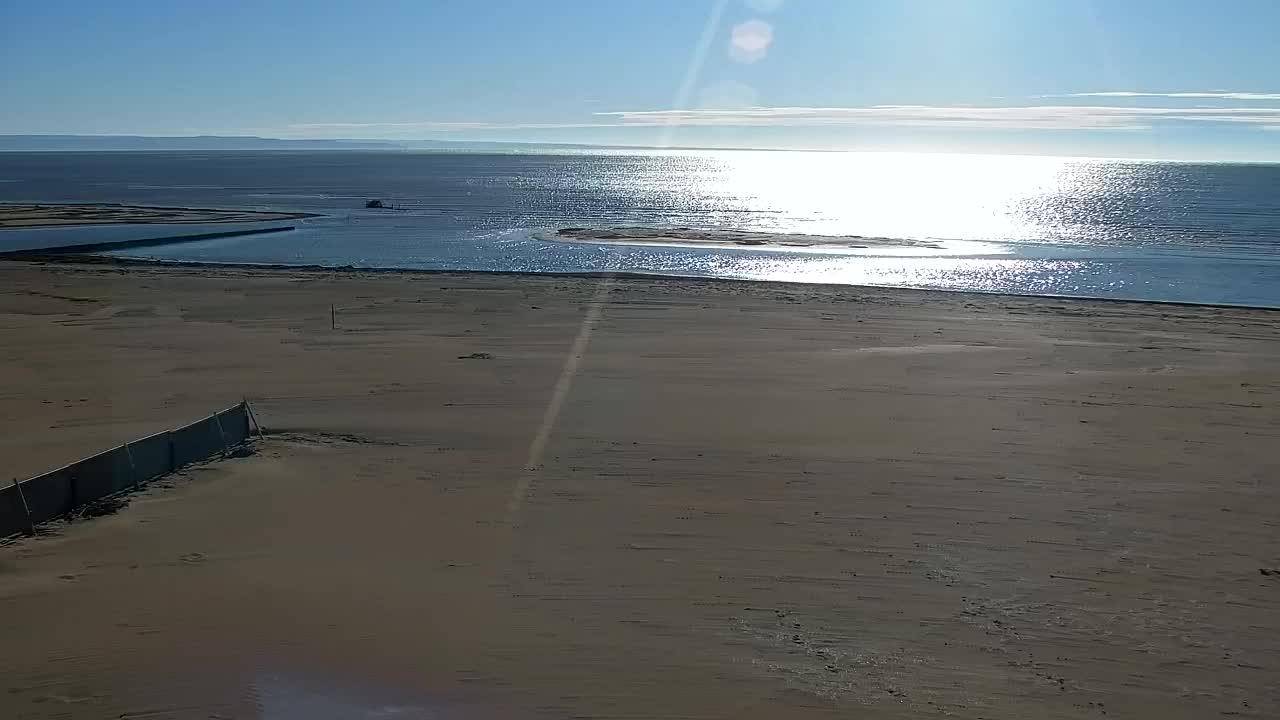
[0,203,317,228]
[1,260,1278,719]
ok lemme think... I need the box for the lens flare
[730,20,773,63]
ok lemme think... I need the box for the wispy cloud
[287,121,616,132]
[289,104,1280,136]
[1040,91,1280,101]
[596,105,1280,130]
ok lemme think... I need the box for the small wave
[243,193,368,200]
[125,184,234,191]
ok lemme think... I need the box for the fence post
[12,479,35,536]
[243,399,265,439]
[212,412,230,456]
[123,441,139,488]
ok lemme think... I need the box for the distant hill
[0,135,407,151]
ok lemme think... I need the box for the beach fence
[1,401,262,539]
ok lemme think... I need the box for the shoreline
[8,252,1280,313]
[0,225,296,257]
[0,202,320,228]
[2,208,1274,308]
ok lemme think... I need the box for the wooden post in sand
[243,399,266,440]
[331,304,336,330]
[212,412,230,457]
[122,441,139,487]
[166,430,176,472]
[12,479,35,536]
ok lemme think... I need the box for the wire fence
[2,401,260,539]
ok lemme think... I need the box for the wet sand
[551,226,942,249]
[1,260,1278,719]
[0,203,316,228]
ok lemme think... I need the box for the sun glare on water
[694,151,1090,244]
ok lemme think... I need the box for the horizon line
[1,134,1278,165]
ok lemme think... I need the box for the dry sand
[0,203,316,228]
[1,260,1278,719]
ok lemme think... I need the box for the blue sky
[4,0,1280,159]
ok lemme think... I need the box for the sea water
[2,150,1279,306]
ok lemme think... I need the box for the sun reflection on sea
[692,252,1095,297]
[691,151,1091,242]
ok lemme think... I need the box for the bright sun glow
[692,152,1086,243]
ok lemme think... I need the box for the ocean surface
[2,150,1280,307]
